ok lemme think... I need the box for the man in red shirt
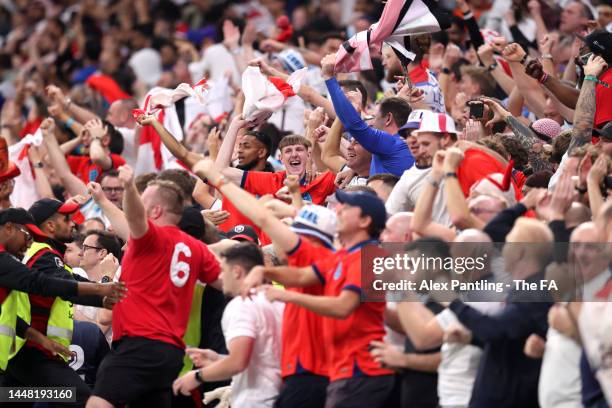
[250,188,395,407]
[214,115,337,238]
[172,158,338,407]
[66,119,126,184]
[87,165,222,408]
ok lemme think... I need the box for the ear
[233,264,244,280]
[103,134,111,147]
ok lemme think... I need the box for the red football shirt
[312,240,393,382]
[595,68,612,127]
[219,170,337,243]
[112,220,221,348]
[283,237,334,378]
[67,154,126,184]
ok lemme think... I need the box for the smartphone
[469,102,484,119]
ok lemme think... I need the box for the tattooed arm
[505,116,552,172]
[568,80,596,154]
[568,56,608,153]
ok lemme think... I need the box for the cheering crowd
[0,0,611,407]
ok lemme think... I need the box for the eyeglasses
[82,243,103,252]
[16,226,32,241]
[102,187,125,193]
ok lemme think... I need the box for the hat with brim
[290,222,335,249]
[335,189,387,231]
[0,161,20,183]
[0,207,47,239]
[29,198,84,226]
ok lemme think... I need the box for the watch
[32,162,44,168]
[194,369,204,384]
[100,276,111,283]
[444,172,458,179]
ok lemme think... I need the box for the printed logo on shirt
[333,262,343,280]
[55,258,65,268]
[89,168,99,182]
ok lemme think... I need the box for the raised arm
[40,118,88,197]
[212,115,247,185]
[191,159,301,255]
[86,119,113,171]
[396,300,444,351]
[524,59,579,109]
[411,151,457,241]
[117,164,148,239]
[87,182,130,242]
[443,148,485,230]
[567,55,607,153]
[320,118,348,174]
[136,115,203,168]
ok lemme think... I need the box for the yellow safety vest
[179,284,204,376]
[0,290,30,370]
[23,242,74,361]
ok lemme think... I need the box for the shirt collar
[347,238,379,254]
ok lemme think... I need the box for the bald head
[504,218,554,275]
[565,203,591,229]
[380,212,413,243]
[570,222,598,243]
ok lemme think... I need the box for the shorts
[274,374,329,408]
[92,336,184,408]
[324,375,395,408]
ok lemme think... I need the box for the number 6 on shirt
[170,243,192,287]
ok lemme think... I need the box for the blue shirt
[325,78,414,177]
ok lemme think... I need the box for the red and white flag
[335,0,451,73]
[242,66,306,126]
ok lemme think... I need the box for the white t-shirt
[435,302,503,407]
[386,165,453,227]
[222,292,284,408]
[117,127,137,168]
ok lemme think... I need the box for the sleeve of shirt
[197,243,221,284]
[130,219,161,254]
[16,316,30,339]
[435,308,459,330]
[483,203,528,242]
[0,254,78,298]
[342,258,361,295]
[385,171,411,215]
[325,77,407,157]
[66,156,82,175]
[110,154,126,169]
[449,299,550,342]
[224,298,258,342]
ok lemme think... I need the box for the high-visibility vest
[179,284,204,376]
[23,242,74,362]
[0,289,30,370]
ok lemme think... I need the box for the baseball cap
[28,198,84,226]
[412,110,458,135]
[0,137,20,183]
[290,204,337,248]
[594,121,612,140]
[581,29,612,64]
[227,225,259,244]
[335,190,387,231]
[399,109,428,133]
[276,49,306,73]
[0,207,47,239]
[179,206,205,240]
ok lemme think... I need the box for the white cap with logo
[412,110,458,135]
[290,204,337,248]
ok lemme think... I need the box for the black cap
[227,224,259,244]
[594,121,612,140]
[179,206,206,240]
[28,198,83,226]
[335,189,387,231]
[582,29,612,64]
[0,208,47,239]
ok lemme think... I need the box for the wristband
[519,54,528,65]
[194,369,204,384]
[584,75,610,88]
[444,172,458,179]
[212,175,227,190]
[65,117,75,129]
[441,67,451,75]
[539,73,549,84]
[487,62,498,72]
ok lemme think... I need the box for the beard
[236,159,260,171]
